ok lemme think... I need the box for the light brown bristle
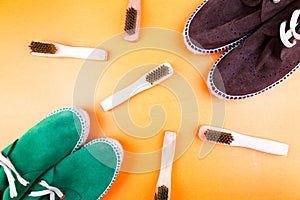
[29,41,57,54]
[124,7,137,35]
[204,129,234,145]
[146,65,169,85]
[154,185,168,200]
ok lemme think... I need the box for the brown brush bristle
[29,41,57,54]
[146,65,169,85]
[204,129,234,145]
[154,185,168,200]
[124,7,137,35]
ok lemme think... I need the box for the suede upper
[6,139,123,200]
[208,1,300,99]
[0,108,89,199]
[184,0,296,53]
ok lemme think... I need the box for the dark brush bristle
[124,7,137,35]
[154,185,168,200]
[204,129,234,145]
[146,65,170,85]
[29,41,57,54]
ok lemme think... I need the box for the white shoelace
[0,153,29,198]
[280,9,300,48]
[29,180,65,200]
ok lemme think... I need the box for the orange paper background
[1,0,300,199]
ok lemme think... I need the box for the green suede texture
[7,140,120,200]
[0,109,84,199]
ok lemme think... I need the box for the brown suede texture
[211,1,300,97]
[188,0,296,49]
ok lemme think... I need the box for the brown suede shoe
[207,2,300,99]
[183,0,296,54]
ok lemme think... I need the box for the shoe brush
[154,131,176,200]
[29,41,108,61]
[124,0,141,42]
[100,63,174,111]
[199,125,289,156]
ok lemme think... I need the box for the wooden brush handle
[100,78,148,111]
[235,134,289,156]
[128,0,141,9]
[157,131,176,188]
[56,45,107,60]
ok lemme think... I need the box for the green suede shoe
[0,107,90,199]
[14,138,123,200]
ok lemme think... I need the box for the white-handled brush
[199,125,289,156]
[124,0,141,42]
[100,63,174,111]
[29,41,108,61]
[154,131,176,200]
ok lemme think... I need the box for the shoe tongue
[2,140,18,156]
[261,0,299,36]
[241,0,262,7]
[261,0,296,22]
[255,37,279,71]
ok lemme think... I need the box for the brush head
[124,7,137,35]
[154,185,169,200]
[146,64,172,85]
[29,41,57,54]
[203,128,234,145]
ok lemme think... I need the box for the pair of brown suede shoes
[184,0,300,99]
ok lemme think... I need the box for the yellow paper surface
[1,0,300,199]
